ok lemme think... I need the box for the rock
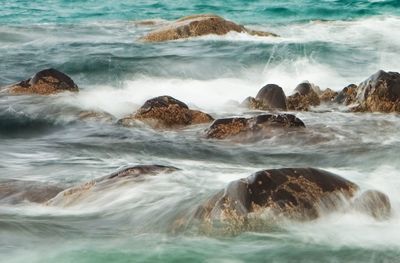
[5,68,79,95]
[195,168,391,233]
[47,165,180,206]
[319,88,338,103]
[141,14,277,42]
[353,190,391,219]
[334,84,357,105]
[118,95,214,128]
[354,70,400,112]
[253,84,288,110]
[78,111,115,122]
[195,168,358,224]
[287,82,321,111]
[0,180,64,204]
[205,114,305,140]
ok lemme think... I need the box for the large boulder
[0,180,64,204]
[287,82,320,111]
[141,14,277,42]
[118,95,214,129]
[354,70,400,112]
[47,165,180,206]
[195,168,391,233]
[4,68,79,95]
[205,114,305,140]
[242,84,287,111]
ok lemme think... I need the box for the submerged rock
[4,68,79,95]
[118,95,214,128]
[141,14,277,42]
[47,165,180,207]
[78,110,116,123]
[354,70,400,112]
[205,114,305,140]
[195,168,391,233]
[0,180,64,204]
[287,82,320,111]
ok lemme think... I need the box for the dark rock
[141,14,278,42]
[205,114,305,140]
[354,70,400,112]
[0,180,64,204]
[334,84,358,105]
[118,95,213,128]
[6,68,79,95]
[254,84,288,110]
[287,82,320,111]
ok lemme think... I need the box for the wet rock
[319,88,338,103]
[0,180,64,204]
[47,165,180,206]
[195,168,358,225]
[118,95,214,128]
[354,70,400,112]
[253,84,288,110]
[141,14,277,42]
[205,114,305,140]
[287,82,320,111]
[194,168,391,234]
[78,111,116,122]
[353,190,391,219]
[334,84,357,105]
[5,68,79,95]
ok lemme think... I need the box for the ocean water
[1,0,400,262]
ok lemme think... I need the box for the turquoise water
[1,0,400,262]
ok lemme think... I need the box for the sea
[1,0,400,262]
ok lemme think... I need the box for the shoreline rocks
[205,114,305,140]
[118,95,214,129]
[3,68,79,95]
[287,82,321,111]
[141,14,278,42]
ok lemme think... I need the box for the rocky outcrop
[334,84,357,105]
[205,114,305,140]
[287,82,320,111]
[118,95,214,129]
[195,168,391,233]
[47,165,180,206]
[4,68,79,95]
[354,70,400,112]
[0,180,64,204]
[141,14,278,42]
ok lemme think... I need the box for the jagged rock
[334,84,358,105]
[319,88,338,103]
[0,180,64,204]
[118,95,213,129]
[4,68,79,95]
[287,82,320,111]
[47,165,180,206]
[354,70,400,112]
[141,14,278,42]
[195,168,391,233]
[205,114,305,140]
